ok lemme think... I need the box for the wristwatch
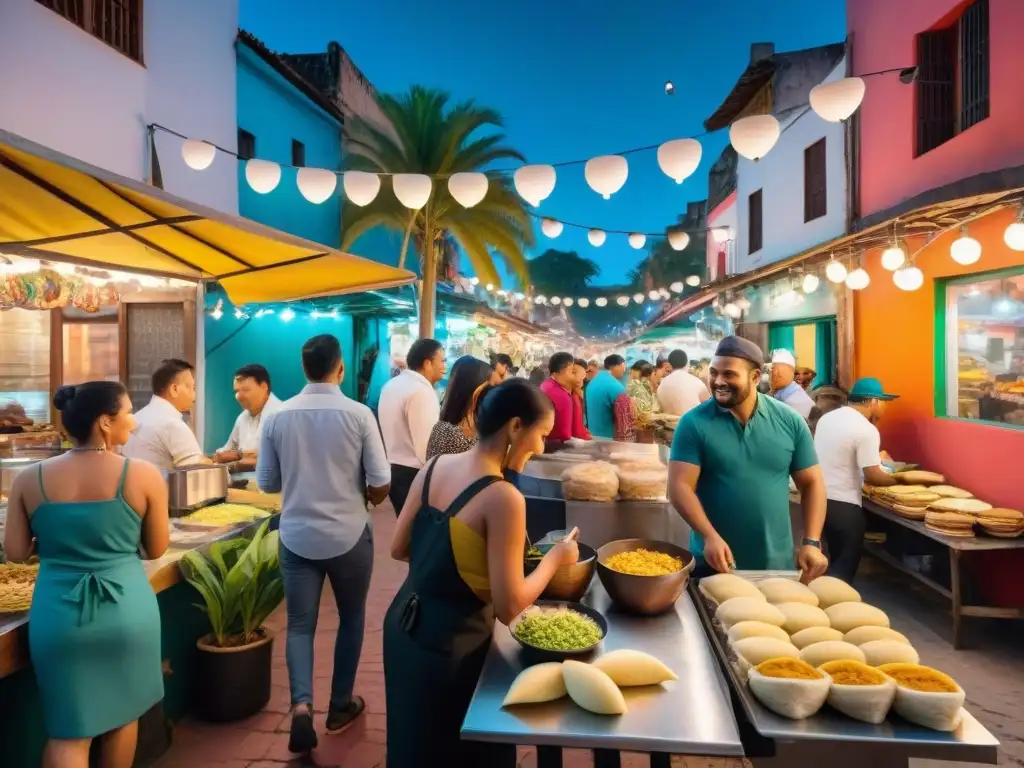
[802,538,822,550]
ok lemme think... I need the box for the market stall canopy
[0,129,416,304]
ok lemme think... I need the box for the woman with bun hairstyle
[3,382,169,768]
[384,378,578,767]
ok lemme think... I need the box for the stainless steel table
[461,581,744,768]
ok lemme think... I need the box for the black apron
[383,459,516,767]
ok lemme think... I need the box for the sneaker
[288,705,318,753]
[325,695,365,733]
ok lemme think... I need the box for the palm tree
[341,86,535,338]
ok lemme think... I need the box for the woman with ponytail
[383,379,578,766]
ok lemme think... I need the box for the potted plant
[180,520,285,722]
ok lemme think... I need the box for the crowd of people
[0,329,900,767]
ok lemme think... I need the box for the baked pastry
[894,470,945,485]
[879,664,965,731]
[924,511,976,538]
[928,485,973,499]
[861,639,920,667]
[825,602,889,633]
[700,573,765,605]
[732,637,801,667]
[790,626,844,650]
[757,578,819,606]
[844,626,910,646]
[776,602,831,635]
[616,467,668,500]
[807,576,861,609]
[819,660,896,724]
[747,658,831,720]
[976,508,1024,538]
[562,660,627,715]
[592,649,677,687]
[561,461,619,502]
[800,640,866,668]
[716,597,786,629]
[928,497,992,515]
[728,621,792,644]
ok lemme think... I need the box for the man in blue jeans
[258,334,391,754]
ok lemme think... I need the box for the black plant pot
[194,630,274,722]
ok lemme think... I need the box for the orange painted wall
[854,208,1024,509]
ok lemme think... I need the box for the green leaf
[208,538,248,578]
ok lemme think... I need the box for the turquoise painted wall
[203,302,356,453]
[236,43,342,248]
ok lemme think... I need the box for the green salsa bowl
[508,600,607,662]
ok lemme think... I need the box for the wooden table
[861,499,1024,649]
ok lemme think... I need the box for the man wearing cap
[813,378,899,582]
[770,349,815,419]
[668,335,828,579]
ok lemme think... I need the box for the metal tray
[688,579,999,763]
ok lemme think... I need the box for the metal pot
[596,538,695,616]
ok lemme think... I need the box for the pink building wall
[706,191,736,280]
[849,0,1024,218]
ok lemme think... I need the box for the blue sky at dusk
[241,0,846,286]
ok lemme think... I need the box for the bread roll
[819,660,896,724]
[728,621,791,645]
[757,578,819,606]
[880,664,964,731]
[807,576,861,609]
[561,462,619,502]
[825,602,889,634]
[748,659,831,720]
[700,573,764,605]
[503,662,567,706]
[562,660,627,715]
[732,637,801,667]
[592,649,677,687]
[860,640,920,667]
[844,626,910,646]
[790,626,844,650]
[800,640,866,668]
[716,597,786,629]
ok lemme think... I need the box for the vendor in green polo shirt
[668,335,829,581]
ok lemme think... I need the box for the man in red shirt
[539,352,591,449]
[571,358,592,439]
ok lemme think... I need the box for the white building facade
[0,0,239,215]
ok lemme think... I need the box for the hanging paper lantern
[535,295,547,304]
[578,297,590,308]
[514,292,525,300]
[648,289,660,300]
[563,297,574,307]
[736,296,751,311]
[588,229,607,247]
[628,233,646,249]
[729,114,781,160]
[296,168,338,204]
[485,283,494,291]
[245,159,281,194]
[809,77,866,123]
[711,227,731,243]
[551,296,562,305]
[893,265,924,291]
[950,228,981,265]
[393,173,432,209]
[803,273,820,293]
[595,297,608,307]
[667,230,690,251]
[880,245,905,271]
[845,268,870,290]
[825,259,848,283]
[656,138,703,183]
[616,296,630,306]
[584,155,629,199]
[343,171,381,206]
[448,172,489,208]
[670,281,684,293]
[723,302,742,318]
[513,164,556,206]
[541,218,564,238]
[685,275,700,287]
[181,139,216,171]
[1004,221,1024,251]
[633,293,645,304]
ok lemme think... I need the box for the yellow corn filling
[879,663,959,693]
[819,660,887,686]
[755,658,823,680]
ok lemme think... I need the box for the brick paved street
[156,507,1023,768]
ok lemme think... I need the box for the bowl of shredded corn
[596,539,694,615]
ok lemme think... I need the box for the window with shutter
[804,138,827,222]
[238,130,256,161]
[915,0,988,156]
[748,189,763,255]
[36,0,142,63]
[291,140,306,168]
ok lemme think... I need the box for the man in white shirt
[770,349,815,419]
[123,358,204,471]
[258,334,390,753]
[213,364,283,471]
[377,337,446,515]
[657,349,711,416]
[814,377,899,582]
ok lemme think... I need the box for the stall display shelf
[690,578,1000,765]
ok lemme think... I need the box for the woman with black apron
[383,379,578,766]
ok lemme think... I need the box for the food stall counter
[461,580,744,761]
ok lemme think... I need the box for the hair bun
[53,385,77,411]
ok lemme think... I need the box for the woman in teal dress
[3,382,169,768]
[384,379,579,767]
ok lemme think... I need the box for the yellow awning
[0,128,415,304]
